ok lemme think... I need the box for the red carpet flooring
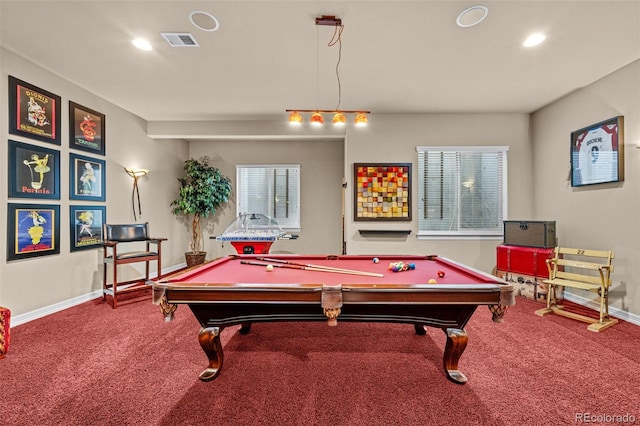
[1,294,639,425]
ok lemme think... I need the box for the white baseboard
[10,263,186,327]
[562,292,640,327]
[11,290,104,327]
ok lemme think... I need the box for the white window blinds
[236,165,300,229]
[417,146,508,236]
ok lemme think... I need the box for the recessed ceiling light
[456,5,489,28]
[132,38,152,51]
[523,33,546,47]
[189,11,220,32]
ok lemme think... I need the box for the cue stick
[257,257,361,273]
[255,257,384,277]
[242,260,383,278]
[341,178,347,255]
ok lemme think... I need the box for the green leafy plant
[171,156,232,254]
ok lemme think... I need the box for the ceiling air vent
[160,32,199,47]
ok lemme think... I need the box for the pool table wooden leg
[197,327,224,381]
[442,328,468,385]
[489,304,508,323]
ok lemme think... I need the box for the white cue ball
[266,264,274,272]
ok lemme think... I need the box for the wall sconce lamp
[125,167,149,178]
[124,167,149,220]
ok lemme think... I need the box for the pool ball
[266,264,274,272]
[373,257,379,264]
[428,278,438,284]
[437,270,445,278]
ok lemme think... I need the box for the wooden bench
[534,247,617,332]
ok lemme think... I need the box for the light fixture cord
[328,25,344,111]
[316,27,320,106]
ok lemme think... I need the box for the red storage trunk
[496,244,555,278]
[0,307,9,359]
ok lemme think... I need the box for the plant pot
[185,252,207,267]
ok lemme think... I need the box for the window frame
[416,145,508,239]
[235,164,301,231]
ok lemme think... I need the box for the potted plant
[171,156,232,266]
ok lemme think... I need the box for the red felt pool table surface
[165,254,499,287]
[152,254,514,385]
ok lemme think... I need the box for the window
[416,146,508,237]
[236,165,300,229]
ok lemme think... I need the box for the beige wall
[189,139,345,258]
[532,60,640,316]
[3,49,639,323]
[344,113,532,273]
[0,49,189,317]
[184,113,532,275]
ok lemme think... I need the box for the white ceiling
[1,1,639,122]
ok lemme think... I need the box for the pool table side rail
[436,256,514,307]
[153,283,508,306]
[152,254,514,308]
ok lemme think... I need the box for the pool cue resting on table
[241,259,384,277]
[256,257,384,277]
[257,257,381,275]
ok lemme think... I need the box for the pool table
[152,254,514,384]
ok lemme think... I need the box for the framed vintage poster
[69,101,105,155]
[7,203,60,261]
[571,116,624,187]
[70,205,106,251]
[8,76,61,145]
[69,153,106,201]
[8,140,60,199]
[354,163,412,221]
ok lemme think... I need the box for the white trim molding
[10,263,186,327]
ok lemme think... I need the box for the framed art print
[8,140,60,199]
[69,101,105,155]
[70,205,106,251]
[69,153,105,201]
[8,76,61,145]
[571,116,624,187]
[354,163,412,221]
[7,203,60,261]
